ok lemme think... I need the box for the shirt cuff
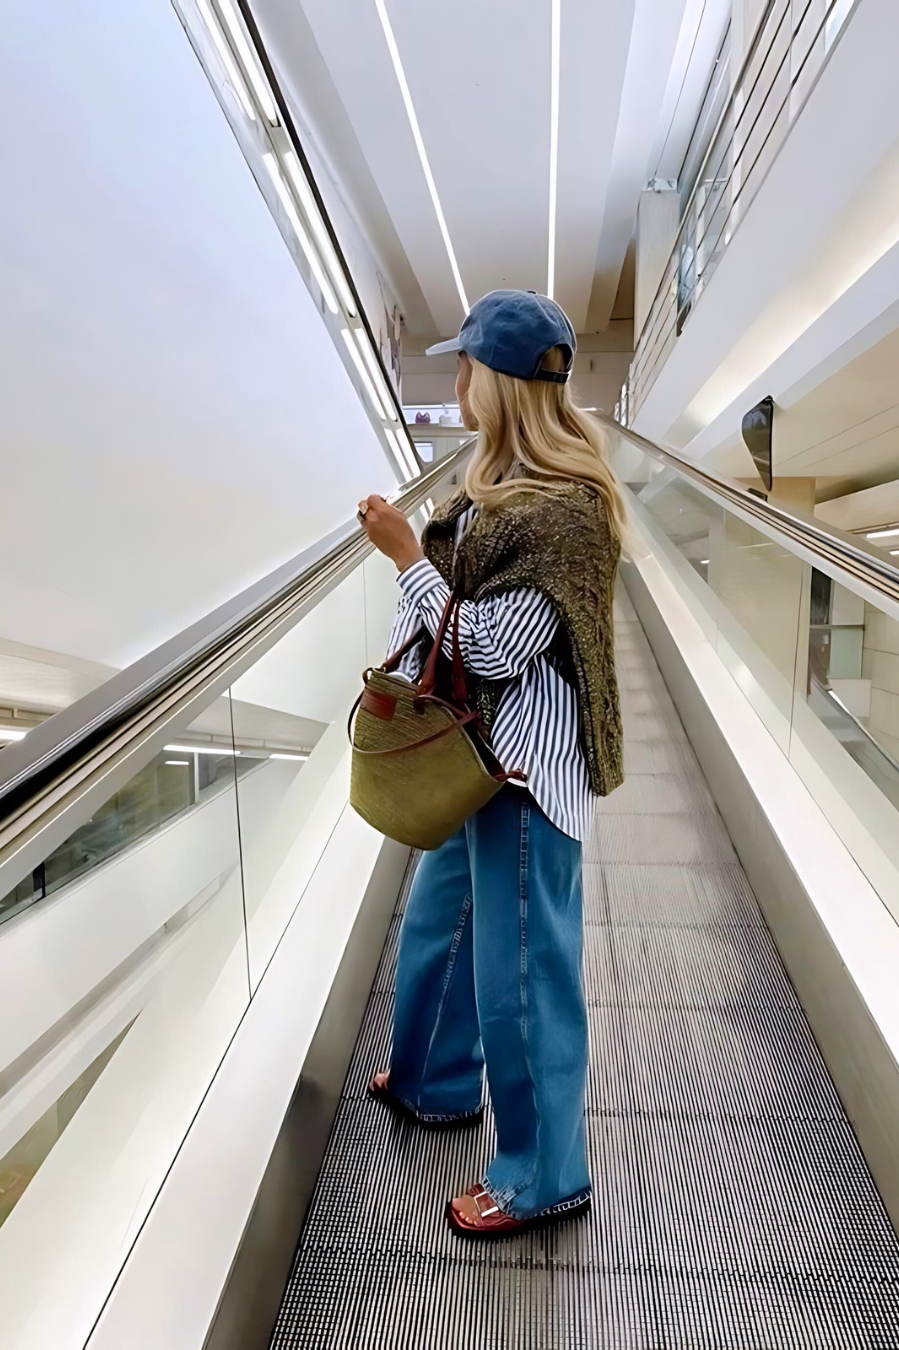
[397,558,446,609]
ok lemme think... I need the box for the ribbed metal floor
[272,596,899,1349]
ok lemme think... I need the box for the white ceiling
[705,325,899,499]
[258,0,730,338]
[0,0,395,672]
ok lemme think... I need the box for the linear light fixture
[866,526,899,540]
[283,151,357,316]
[270,751,310,761]
[385,427,419,480]
[262,154,338,313]
[165,743,240,756]
[342,327,387,419]
[165,760,191,766]
[353,328,398,421]
[216,0,280,123]
[198,0,255,120]
[0,728,28,742]
[374,0,469,314]
[891,550,899,557]
[547,0,561,298]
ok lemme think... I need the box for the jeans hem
[480,1176,592,1221]
[394,1092,482,1124]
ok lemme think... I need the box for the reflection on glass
[0,731,253,926]
[802,569,899,812]
[0,702,249,1345]
[230,552,402,990]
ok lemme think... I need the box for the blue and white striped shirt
[386,506,596,842]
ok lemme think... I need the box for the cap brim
[425,336,463,356]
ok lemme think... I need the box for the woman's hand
[358,495,425,572]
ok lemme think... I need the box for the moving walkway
[1,422,898,1349]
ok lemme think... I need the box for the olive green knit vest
[422,482,623,798]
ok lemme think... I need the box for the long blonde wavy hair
[463,347,629,546]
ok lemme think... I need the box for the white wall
[0,0,396,673]
[633,0,899,460]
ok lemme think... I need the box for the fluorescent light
[375,0,469,314]
[283,152,356,316]
[699,559,710,565]
[262,155,338,313]
[198,0,255,121]
[165,744,240,757]
[165,760,190,766]
[866,527,899,539]
[890,550,899,557]
[269,751,309,761]
[0,728,27,742]
[547,0,561,298]
[385,427,419,479]
[353,328,398,421]
[342,327,387,418]
[216,0,279,123]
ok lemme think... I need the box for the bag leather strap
[419,588,467,703]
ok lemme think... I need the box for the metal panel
[270,611,899,1349]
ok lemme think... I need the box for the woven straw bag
[349,590,518,849]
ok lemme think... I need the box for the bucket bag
[348,590,520,849]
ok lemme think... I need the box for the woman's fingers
[358,493,387,523]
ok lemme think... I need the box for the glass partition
[615,423,899,926]
[0,459,464,1342]
[0,703,249,1345]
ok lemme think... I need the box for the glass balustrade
[611,421,899,929]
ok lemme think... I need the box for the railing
[601,407,899,929]
[624,0,861,420]
[0,438,475,1337]
[0,439,474,910]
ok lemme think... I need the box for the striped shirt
[386,505,596,842]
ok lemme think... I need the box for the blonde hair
[463,348,629,546]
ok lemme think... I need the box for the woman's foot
[367,1070,483,1130]
[446,1184,591,1238]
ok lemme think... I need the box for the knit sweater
[422,481,624,798]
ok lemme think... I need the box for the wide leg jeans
[389,789,590,1219]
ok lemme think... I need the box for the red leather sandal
[446,1183,591,1238]
[368,1071,483,1130]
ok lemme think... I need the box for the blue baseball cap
[426,289,576,384]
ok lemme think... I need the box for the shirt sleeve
[397,559,558,679]
[384,591,427,680]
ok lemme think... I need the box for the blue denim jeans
[389,789,590,1219]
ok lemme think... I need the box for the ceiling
[0,0,395,673]
[256,0,730,339]
[705,324,899,500]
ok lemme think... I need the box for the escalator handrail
[811,672,899,780]
[0,439,475,818]
[599,410,899,608]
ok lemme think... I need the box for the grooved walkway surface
[272,597,899,1349]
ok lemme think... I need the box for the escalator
[271,589,899,1350]
[2,423,899,1348]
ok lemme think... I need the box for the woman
[358,289,626,1237]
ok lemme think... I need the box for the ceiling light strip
[262,154,338,313]
[374,0,469,315]
[342,328,388,419]
[283,152,357,316]
[867,527,899,540]
[215,0,280,122]
[547,0,561,299]
[385,428,419,480]
[165,743,240,756]
[197,0,256,120]
[353,328,398,421]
